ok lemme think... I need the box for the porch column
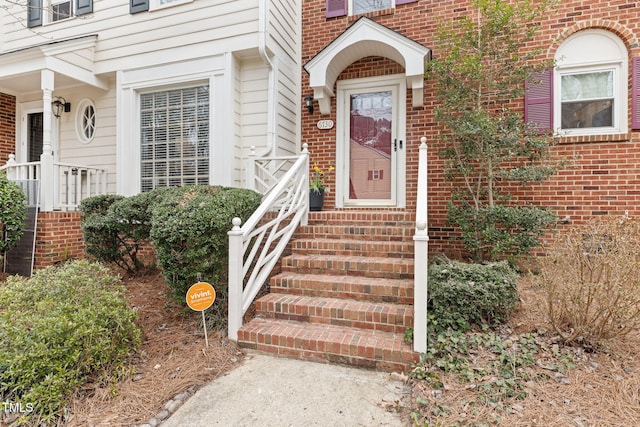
[40,70,55,212]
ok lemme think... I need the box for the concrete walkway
[160,352,409,427]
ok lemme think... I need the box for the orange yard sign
[186,282,216,312]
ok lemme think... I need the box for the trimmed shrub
[0,260,140,425]
[150,186,261,326]
[538,215,640,346]
[428,258,519,332]
[0,173,27,254]
[80,190,172,273]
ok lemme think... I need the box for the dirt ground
[405,275,640,426]
[64,270,640,426]
[66,270,244,427]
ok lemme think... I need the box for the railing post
[301,143,310,226]
[5,154,16,181]
[413,137,429,353]
[228,217,244,341]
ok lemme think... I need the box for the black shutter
[27,0,43,28]
[76,0,93,16]
[130,0,149,14]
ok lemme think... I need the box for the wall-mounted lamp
[304,94,314,115]
[52,96,71,118]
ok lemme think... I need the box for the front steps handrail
[413,137,429,353]
[228,143,310,341]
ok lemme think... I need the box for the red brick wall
[34,212,85,270]
[0,92,16,162]
[302,0,640,257]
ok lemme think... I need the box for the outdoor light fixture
[51,96,71,118]
[304,94,314,115]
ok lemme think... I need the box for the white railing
[413,137,429,353]
[1,154,108,211]
[228,144,310,341]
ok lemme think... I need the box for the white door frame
[335,75,406,208]
[18,101,59,163]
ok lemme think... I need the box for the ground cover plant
[0,261,140,425]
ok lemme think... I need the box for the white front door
[337,76,406,208]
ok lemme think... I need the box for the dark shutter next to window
[326,0,346,18]
[396,0,418,4]
[524,69,553,132]
[632,58,640,130]
[27,0,43,28]
[130,0,149,14]
[76,0,93,16]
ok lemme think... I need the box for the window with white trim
[75,99,96,144]
[150,0,193,11]
[326,0,416,18]
[140,85,210,192]
[51,0,71,22]
[555,30,627,135]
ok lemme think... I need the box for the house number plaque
[316,119,334,130]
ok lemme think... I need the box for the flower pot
[309,189,325,211]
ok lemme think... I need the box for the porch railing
[227,144,310,341]
[1,154,108,211]
[413,137,429,353]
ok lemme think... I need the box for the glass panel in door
[348,91,393,202]
[27,112,43,163]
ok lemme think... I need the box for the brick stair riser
[305,211,416,225]
[292,239,414,258]
[269,273,414,304]
[237,320,419,372]
[255,295,413,334]
[294,225,413,242]
[281,256,414,279]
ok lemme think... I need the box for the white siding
[1,0,300,196]
[2,0,261,73]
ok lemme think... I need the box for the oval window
[76,99,96,143]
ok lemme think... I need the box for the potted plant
[309,162,333,211]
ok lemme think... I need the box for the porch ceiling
[304,17,431,114]
[0,35,108,95]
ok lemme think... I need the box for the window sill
[555,132,630,144]
[348,8,395,22]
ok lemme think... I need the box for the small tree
[0,173,27,255]
[429,0,559,261]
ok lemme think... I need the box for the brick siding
[0,93,15,163]
[302,0,640,257]
[33,211,86,270]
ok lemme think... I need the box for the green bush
[150,186,261,326]
[0,260,140,425]
[538,215,640,346]
[428,258,519,332]
[80,190,172,273]
[0,173,27,253]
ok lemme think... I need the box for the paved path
[160,352,409,427]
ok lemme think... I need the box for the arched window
[555,30,628,135]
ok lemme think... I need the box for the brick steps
[292,238,414,258]
[281,254,414,279]
[237,319,418,372]
[269,273,414,304]
[237,211,418,372]
[255,293,413,333]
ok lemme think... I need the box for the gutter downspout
[258,0,277,157]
